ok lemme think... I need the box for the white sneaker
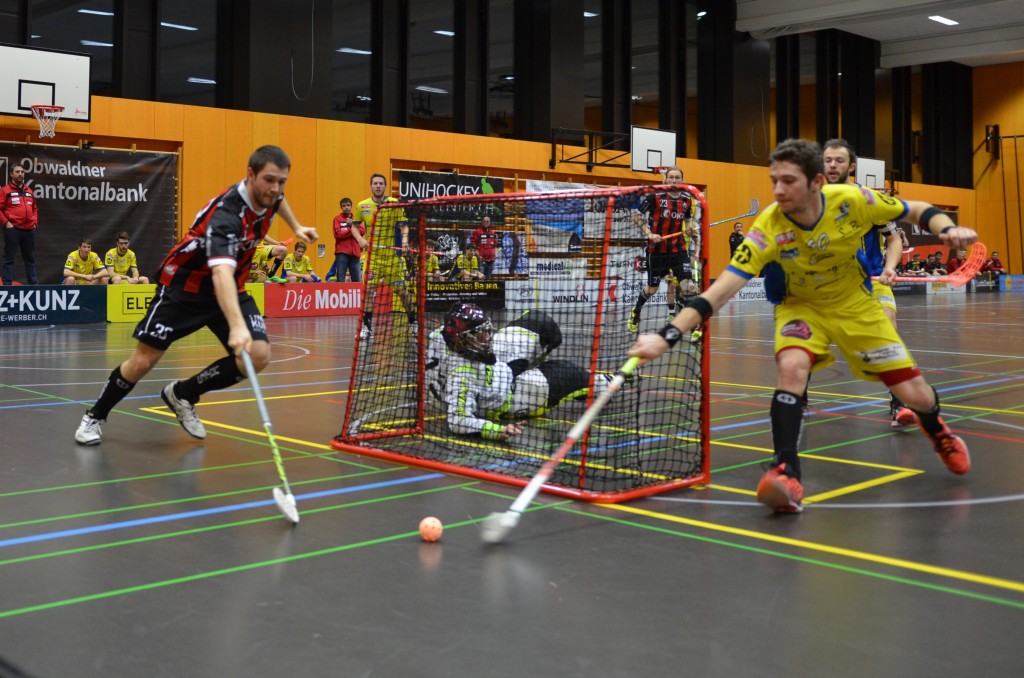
[75,414,104,445]
[161,382,206,439]
[359,325,373,339]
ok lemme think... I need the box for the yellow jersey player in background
[822,138,915,428]
[104,231,149,284]
[354,172,416,338]
[629,138,977,513]
[63,239,108,285]
[283,241,320,282]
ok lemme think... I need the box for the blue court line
[0,378,352,410]
[0,472,444,550]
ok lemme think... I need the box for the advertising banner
[262,282,363,317]
[398,170,504,226]
[1000,274,1022,292]
[107,284,157,322]
[0,145,177,286]
[0,284,106,326]
[732,277,768,302]
[969,273,1001,294]
[425,279,505,312]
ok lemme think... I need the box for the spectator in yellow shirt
[449,244,484,281]
[63,239,108,285]
[283,241,320,282]
[104,231,149,284]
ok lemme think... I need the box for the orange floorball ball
[419,516,443,542]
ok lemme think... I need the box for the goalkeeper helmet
[442,303,494,362]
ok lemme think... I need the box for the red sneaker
[922,420,971,475]
[756,464,804,513]
[891,406,917,429]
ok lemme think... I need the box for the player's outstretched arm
[628,269,747,362]
[278,197,319,244]
[904,201,977,250]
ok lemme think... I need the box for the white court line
[973,417,1024,433]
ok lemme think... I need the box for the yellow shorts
[369,251,405,285]
[774,288,916,382]
[872,281,897,314]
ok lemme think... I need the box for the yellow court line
[139,406,335,451]
[605,503,1024,594]
[804,470,922,503]
[797,454,922,472]
[710,440,773,453]
[189,390,347,406]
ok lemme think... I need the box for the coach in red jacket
[1,165,39,285]
[470,215,498,279]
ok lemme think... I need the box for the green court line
[0,482,476,571]
[0,467,406,531]
[0,450,357,500]
[0,501,485,620]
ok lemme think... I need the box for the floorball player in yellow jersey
[629,138,977,513]
[354,173,416,339]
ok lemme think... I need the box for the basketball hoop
[30,104,64,138]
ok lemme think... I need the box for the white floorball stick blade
[480,511,519,543]
[273,486,300,524]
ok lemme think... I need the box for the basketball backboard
[631,125,677,173]
[856,156,886,190]
[0,43,91,122]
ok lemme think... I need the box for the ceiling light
[356,95,371,101]
[584,12,598,18]
[928,15,959,26]
[337,47,372,55]
[434,30,455,36]
[697,11,707,18]
[416,85,448,94]
[161,22,198,31]
[78,9,114,16]
[187,77,216,84]
[80,40,113,47]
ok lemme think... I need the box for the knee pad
[509,368,550,418]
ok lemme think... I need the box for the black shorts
[646,249,691,287]
[133,285,268,351]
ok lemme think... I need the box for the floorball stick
[874,241,987,287]
[708,198,760,227]
[240,350,300,524]
[480,356,642,544]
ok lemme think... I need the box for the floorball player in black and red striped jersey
[74,145,318,446]
[626,165,699,334]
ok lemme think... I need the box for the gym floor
[1,293,1022,677]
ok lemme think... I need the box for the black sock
[269,259,284,276]
[770,390,804,478]
[632,290,650,317]
[89,366,136,420]
[889,391,904,410]
[363,312,373,329]
[910,386,944,435]
[177,355,245,403]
